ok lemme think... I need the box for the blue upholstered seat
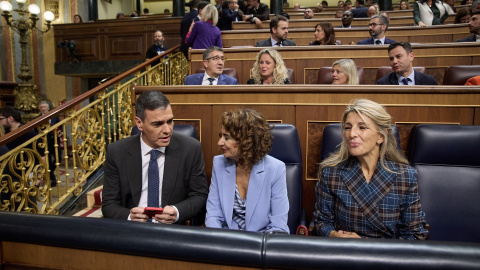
[320,123,402,162]
[131,124,198,140]
[409,124,480,242]
[268,124,304,234]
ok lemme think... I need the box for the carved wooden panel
[109,36,144,58]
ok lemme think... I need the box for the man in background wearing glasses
[357,15,396,45]
[184,46,239,85]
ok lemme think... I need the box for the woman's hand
[329,230,362,238]
[418,21,426,27]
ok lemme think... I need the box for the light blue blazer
[205,155,289,233]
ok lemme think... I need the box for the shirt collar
[271,37,282,46]
[203,72,219,81]
[139,134,165,157]
[397,70,415,85]
[374,37,386,44]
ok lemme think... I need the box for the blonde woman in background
[331,59,359,85]
[186,4,223,49]
[247,49,290,85]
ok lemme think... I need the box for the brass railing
[0,46,188,214]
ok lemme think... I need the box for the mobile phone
[144,207,164,218]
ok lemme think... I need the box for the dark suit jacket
[219,8,242,30]
[255,38,296,47]
[102,133,208,223]
[180,9,199,56]
[352,6,368,18]
[245,3,270,21]
[184,73,239,85]
[357,37,396,45]
[375,71,437,85]
[456,35,476,42]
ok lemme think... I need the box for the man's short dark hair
[135,91,171,121]
[0,107,21,123]
[357,0,365,5]
[198,1,210,10]
[388,41,413,54]
[270,15,288,34]
[372,14,389,30]
[203,46,224,60]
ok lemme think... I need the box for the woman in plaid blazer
[314,99,429,239]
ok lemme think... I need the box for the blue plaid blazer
[314,158,429,240]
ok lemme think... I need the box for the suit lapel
[390,73,399,85]
[218,74,225,85]
[341,159,395,235]
[127,135,143,205]
[245,161,266,228]
[196,73,203,85]
[413,71,422,85]
[222,159,236,228]
[162,134,180,206]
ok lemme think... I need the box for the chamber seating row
[1,211,479,269]
[205,65,480,85]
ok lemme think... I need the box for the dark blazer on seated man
[184,73,239,85]
[255,38,296,47]
[357,37,396,45]
[102,91,208,224]
[376,71,437,85]
[456,35,477,42]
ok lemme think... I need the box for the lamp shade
[28,4,40,15]
[43,11,54,21]
[0,1,12,12]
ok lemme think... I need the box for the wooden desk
[272,9,416,20]
[233,15,455,30]
[189,42,480,85]
[133,85,480,222]
[222,24,471,47]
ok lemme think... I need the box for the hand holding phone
[144,207,164,218]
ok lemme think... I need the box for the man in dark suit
[102,91,208,224]
[185,46,238,85]
[357,15,396,45]
[180,0,201,58]
[376,42,437,85]
[255,15,296,47]
[336,10,354,28]
[218,0,243,30]
[38,100,62,187]
[243,0,269,27]
[145,30,168,66]
[351,0,368,18]
[457,11,480,42]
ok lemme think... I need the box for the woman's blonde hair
[251,49,289,84]
[318,99,408,175]
[332,58,359,85]
[201,4,219,26]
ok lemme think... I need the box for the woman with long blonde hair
[247,49,290,85]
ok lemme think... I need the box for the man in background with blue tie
[102,91,208,224]
[357,15,396,45]
[184,46,238,85]
[376,42,437,85]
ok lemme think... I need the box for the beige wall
[42,0,67,107]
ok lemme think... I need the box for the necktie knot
[375,40,382,45]
[207,77,215,85]
[150,149,160,160]
[402,78,411,85]
[275,41,282,46]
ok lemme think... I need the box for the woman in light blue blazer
[205,109,289,233]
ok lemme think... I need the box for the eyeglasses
[368,23,384,27]
[206,56,226,62]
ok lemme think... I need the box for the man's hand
[418,21,426,27]
[253,17,262,27]
[242,15,250,21]
[130,207,148,222]
[153,205,177,224]
[329,230,362,238]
